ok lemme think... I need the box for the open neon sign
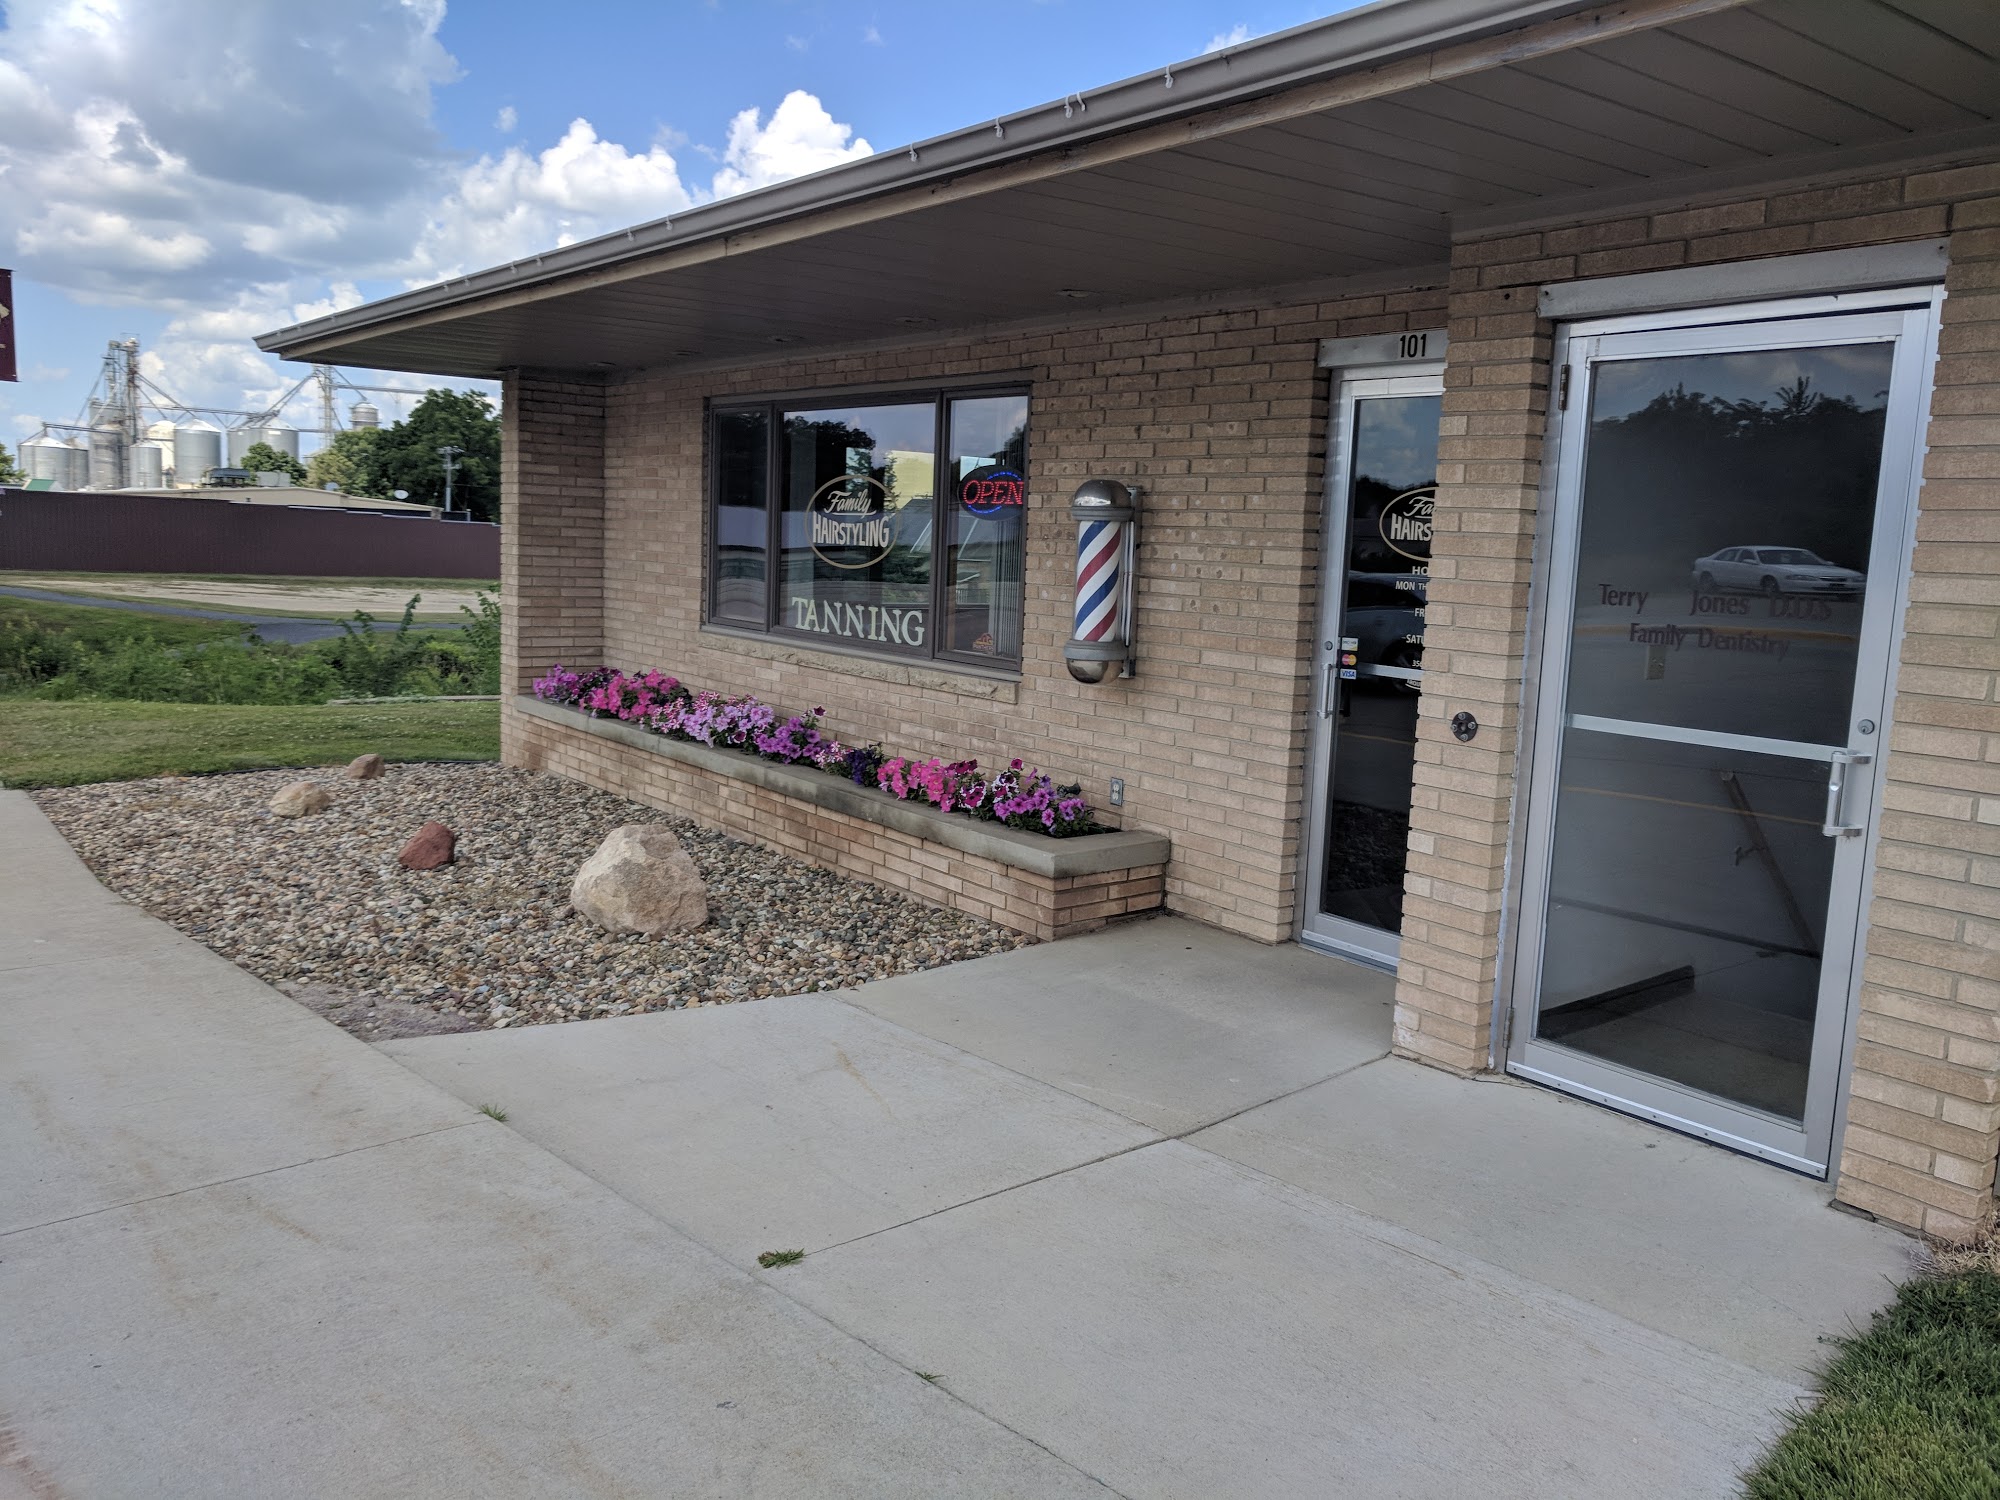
[960,468,1025,515]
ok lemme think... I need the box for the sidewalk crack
[0,1119,482,1239]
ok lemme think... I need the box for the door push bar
[1822,749,1873,838]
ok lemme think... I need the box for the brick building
[265,0,2000,1238]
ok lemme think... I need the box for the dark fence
[0,489,499,579]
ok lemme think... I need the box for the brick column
[1392,258,1552,1072]
[501,371,607,766]
[1839,182,2000,1241]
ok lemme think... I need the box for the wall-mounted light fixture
[1063,478,1139,684]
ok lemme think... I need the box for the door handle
[1822,749,1873,837]
[1321,661,1337,718]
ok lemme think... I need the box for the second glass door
[1507,300,1935,1173]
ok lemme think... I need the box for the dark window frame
[705,381,1031,672]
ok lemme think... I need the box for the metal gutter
[258,0,1605,357]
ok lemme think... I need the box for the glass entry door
[1301,368,1442,965]
[1507,300,1936,1173]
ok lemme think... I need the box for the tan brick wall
[510,286,1445,943]
[509,708,1165,942]
[500,372,607,766]
[1401,160,2000,1238]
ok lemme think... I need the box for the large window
[707,387,1028,668]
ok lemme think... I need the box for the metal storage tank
[130,442,167,488]
[226,424,259,467]
[260,423,299,459]
[88,403,126,490]
[21,433,72,487]
[174,422,222,485]
[349,401,380,429]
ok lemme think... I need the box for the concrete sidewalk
[391,927,1914,1497]
[4,790,1914,1497]
[0,792,1107,1498]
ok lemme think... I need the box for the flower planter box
[509,695,1169,941]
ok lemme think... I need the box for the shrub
[0,594,500,705]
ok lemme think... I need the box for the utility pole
[437,443,463,513]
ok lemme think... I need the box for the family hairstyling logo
[807,473,895,568]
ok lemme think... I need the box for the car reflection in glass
[1346,570,1425,691]
[1691,546,1865,597]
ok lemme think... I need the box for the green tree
[360,389,502,520]
[241,441,308,484]
[304,427,382,494]
[0,440,25,486]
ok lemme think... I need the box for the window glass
[711,408,769,626]
[779,402,936,655]
[1565,343,1890,745]
[943,394,1028,659]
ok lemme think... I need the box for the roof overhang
[260,0,2000,380]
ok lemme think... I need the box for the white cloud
[862,24,883,45]
[711,91,873,199]
[406,119,697,284]
[1204,24,1251,52]
[0,0,454,304]
[140,281,371,415]
[785,33,808,52]
[0,2,872,419]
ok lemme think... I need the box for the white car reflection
[1692,546,1864,597]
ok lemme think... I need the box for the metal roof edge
[258,0,1601,357]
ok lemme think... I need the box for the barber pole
[1075,516,1124,643]
[1063,479,1139,683]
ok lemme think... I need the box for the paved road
[0,584,464,643]
[1,788,1911,1496]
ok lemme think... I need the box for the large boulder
[270,781,332,818]
[399,821,457,870]
[570,824,708,936]
[345,753,387,780]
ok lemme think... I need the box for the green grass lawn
[1,593,253,648]
[1744,1269,2000,1499]
[0,700,499,788]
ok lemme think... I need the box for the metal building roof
[259,0,2000,379]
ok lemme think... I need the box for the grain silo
[22,433,77,488]
[259,423,299,460]
[88,401,127,490]
[129,442,167,488]
[174,422,222,485]
[349,401,380,429]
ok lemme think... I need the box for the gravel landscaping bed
[34,763,1032,1038]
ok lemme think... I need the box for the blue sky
[0,0,1360,458]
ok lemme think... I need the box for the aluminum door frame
[1298,362,1444,969]
[1499,290,1942,1175]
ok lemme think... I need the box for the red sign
[0,270,13,384]
[960,466,1024,515]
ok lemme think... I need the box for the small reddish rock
[345,753,387,780]
[399,821,457,870]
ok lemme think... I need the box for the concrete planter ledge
[512,697,1170,939]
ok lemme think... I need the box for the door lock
[1822,749,1873,838]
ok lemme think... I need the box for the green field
[0,699,499,788]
